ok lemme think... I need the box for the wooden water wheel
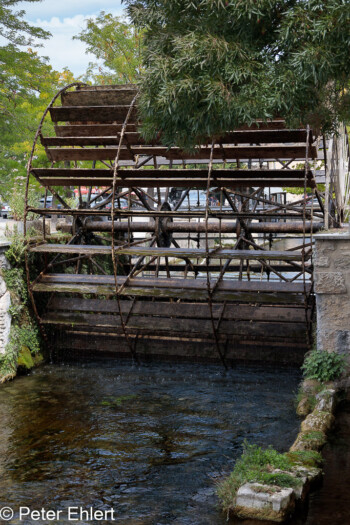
[25,83,333,365]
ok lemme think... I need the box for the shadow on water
[0,361,301,524]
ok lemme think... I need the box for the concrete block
[314,256,330,268]
[334,251,350,270]
[335,331,350,352]
[235,483,295,522]
[315,241,336,256]
[315,272,347,294]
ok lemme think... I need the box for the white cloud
[15,1,125,76]
[27,15,97,75]
[35,16,96,74]
[17,1,124,21]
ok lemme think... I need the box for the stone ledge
[229,387,337,522]
[235,483,295,523]
[315,228,349,240]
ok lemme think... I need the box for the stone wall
[0,242,11,355]
[314,229,350,352]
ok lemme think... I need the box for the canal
[0,361,301,524]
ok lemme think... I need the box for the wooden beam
[45,144,315,162]
[47,296,311,322]
[33,273,311,303]
[30,244,307,261]
[42,129,309,147]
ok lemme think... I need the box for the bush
[302,349,346,383]
[9,180,40,221]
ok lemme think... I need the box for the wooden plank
[54,326,306,345]
[75,84,135,91]
[53,122,287,138]
[34,282,307,303]
[49,106,137,123]
[42,136,123,147]
[31,167,308,179]
[44,130,309,147]
[61,89,138,107]
[53,333,309,363]
[26,206,314,220]
[37,274,310,291]
[36,177,308,189]
[41,311,306,338]
[47,297,312,322]
[45,144,315,162]
[30,244,306,261]
[55,124,138,136]
[33,273,310,303]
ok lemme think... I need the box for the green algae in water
[101,394,137,407]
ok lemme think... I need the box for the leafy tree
[124,0,350,149]
[74,11,143,84]
[0,1,77,201]
[0,0,51,118]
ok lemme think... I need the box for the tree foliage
[124,0,350,149]
[74,11,143,84]
[0,1,76,201]
[0,0,51,112]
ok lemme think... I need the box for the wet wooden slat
[33,273,310,303]
[41,311,306,338]
[47,297,312,322]
[53,331,308,365]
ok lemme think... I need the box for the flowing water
[0,362,301,525]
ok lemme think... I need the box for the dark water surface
[0,362,301,525]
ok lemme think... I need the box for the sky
[17,0,125,75]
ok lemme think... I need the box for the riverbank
[289,390,350,525]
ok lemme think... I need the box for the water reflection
[0,362,301,524]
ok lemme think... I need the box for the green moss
[0,340,17,383]
[286,450,323,468]
[299,431,327,449]
[0,234,43,384]
[17,346,35,370]
[234,504,291,522]
[217,442,299,513]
